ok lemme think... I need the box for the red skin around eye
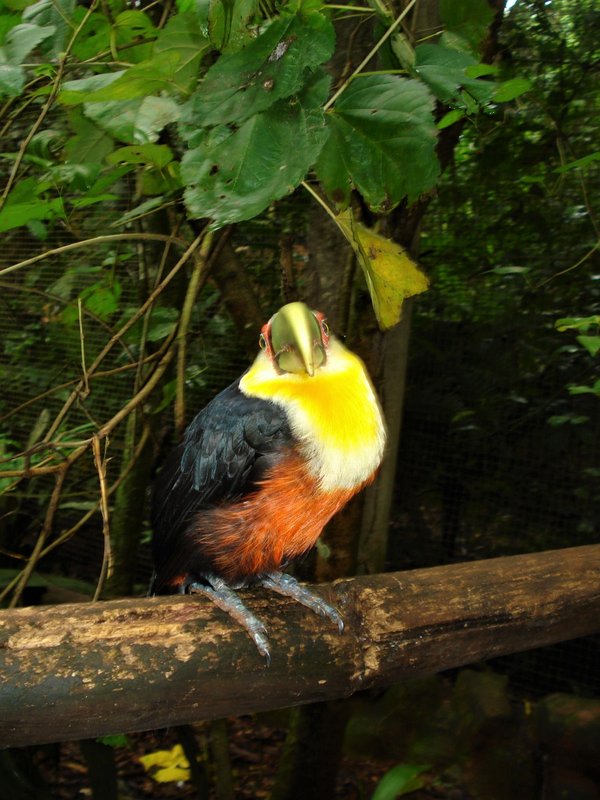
[313,310,330,347]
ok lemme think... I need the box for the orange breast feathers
[190,452,372,584]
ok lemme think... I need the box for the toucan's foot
[187,575,271,664]
[258,571,344,633]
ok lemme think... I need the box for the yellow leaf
[139,744,191,783]
[335,209,429,329]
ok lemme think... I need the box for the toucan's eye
[320,320,329,336]
[259,333,267,350]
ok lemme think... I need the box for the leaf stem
[324,0,419,111]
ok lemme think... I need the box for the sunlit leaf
[493,77,532,102]
[577,335,600,357]
[139,744,191,783]
[335,209,429,329]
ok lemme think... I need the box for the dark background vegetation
[0,0,598,798]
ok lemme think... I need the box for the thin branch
[323,0,419,110]
[91,435,113,602]
[174,230,219,437]
[0,233,190,279]
[77,299,90,397]
[43,231,207,443]
[7,468,68,608]
[0,1,100,211]
[535,241,600,288]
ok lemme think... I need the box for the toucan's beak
[270,301,326,376]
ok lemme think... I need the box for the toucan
[151,301,386,660]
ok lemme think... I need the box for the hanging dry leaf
[335,208,429,329]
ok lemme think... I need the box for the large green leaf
[318,75,439,211]
[154,13,210,95]
[22,0,76,57]
[182,71,330,226]
[208,0,258,52]
[61,52,182,104]
[0,21,55,95]
[2,22,55,61]
[413,44,495,107]
[83,96,181,144]
[0,178,65,232]
[64,111,114,164]
[181,7,334,131]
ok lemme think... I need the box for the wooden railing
[1,544,599,748]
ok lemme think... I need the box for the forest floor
[38,716,470,799]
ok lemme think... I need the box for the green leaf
[413,44,495,108]
[0,178,65,232]
[106,144,174,168]
[22,0,76,57]
[493,77,532,102]
[69,52,183,104]
[182,70,330,225]
[319,75,439,211]
[437,108,465,129]
[577,335,600,357]
[3,22,55,62]
[112,196,167,227]
[84,95,181,144]
[0,63,24,96]
[556,316,600,332]
[568,380,600,396]
[154,13,210,95]
[555,152,600,174]
[62,279,122,323]
[97,734,131,748]
[64,111,115,164]
[60,71,122,105]
[208,0,259,52]
[181,8,334,131]
[371,763,429,800]
[439,0,494,54]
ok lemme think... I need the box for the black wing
[151,377,292,579]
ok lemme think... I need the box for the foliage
[138,743,192,783]
[393,0,600,563]
[0,0,522,327]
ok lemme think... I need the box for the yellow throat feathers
[239,337,386,492]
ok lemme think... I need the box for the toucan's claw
[259,571,344,634]
[188,576,271,664]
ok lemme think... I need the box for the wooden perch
[1,544,600,748]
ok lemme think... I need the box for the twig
[7,468,67,608]
[324,0,419,110]
[91,435,113,601]
[0,233,190,278]
[78,299,90,397]
[43,231,207,443]
[0,1,100,212]
[0,351,164,426]
[174,230,219,437]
